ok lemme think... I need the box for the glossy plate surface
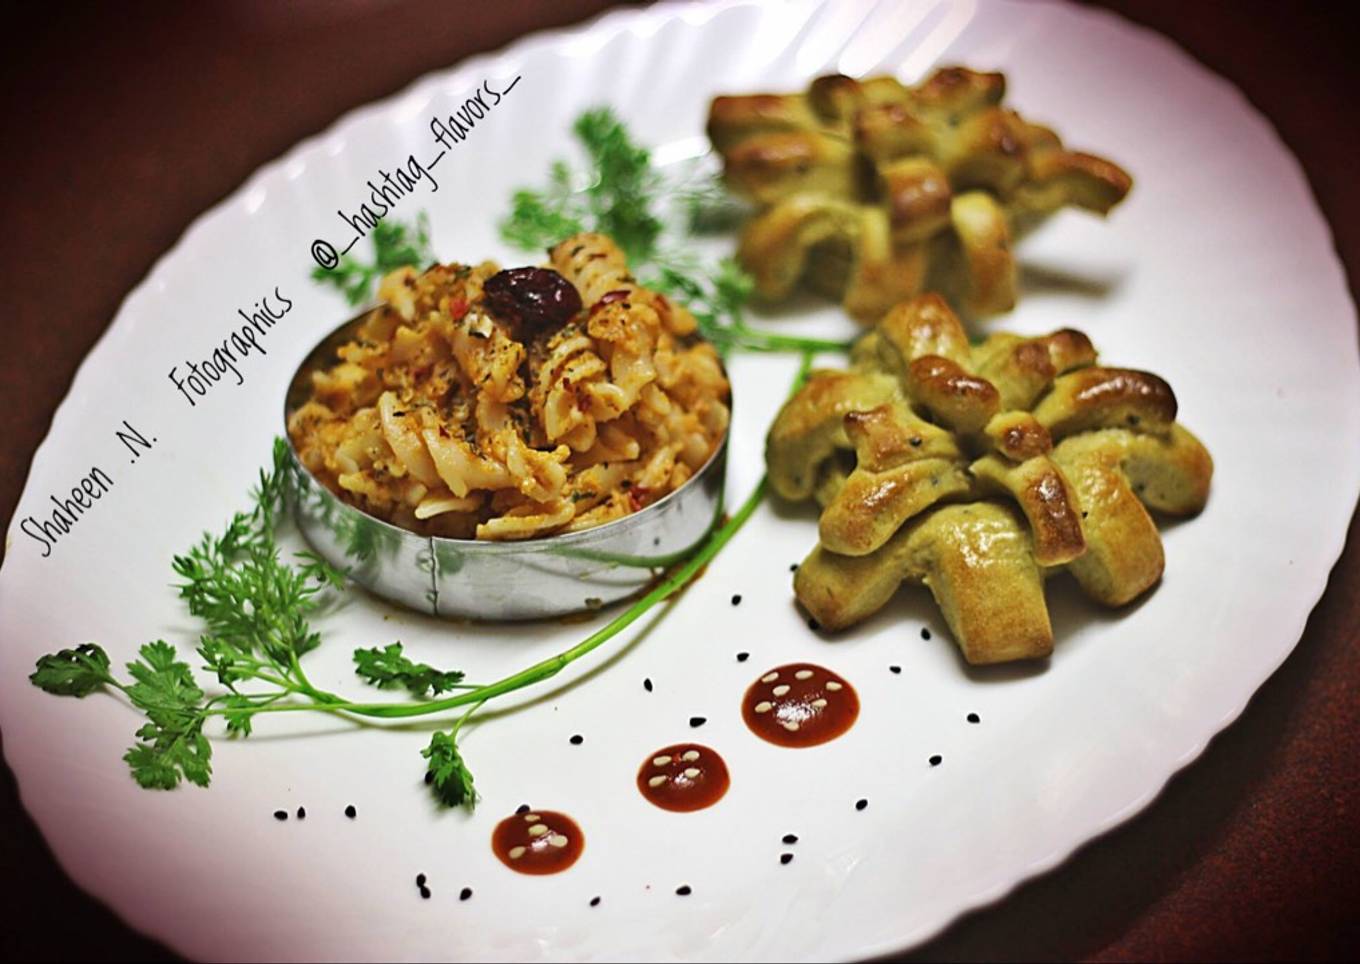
[2,1,1358,960]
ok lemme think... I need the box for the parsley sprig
[499,107,850,355]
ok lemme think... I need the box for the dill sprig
[312,212,435,306]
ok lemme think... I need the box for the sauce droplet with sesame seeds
[636,743,730,812]
[491,809,584,875]
[741,663,859,747]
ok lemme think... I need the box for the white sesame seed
[648,775,669,787]
[812,698,828,708]
[508,846,526,860]
[547,834,569,848]
[682,767,701,779]
[681,750,700,762]
[761,672,779,683]
[825,681,843,691]
[754,701,773,713]
[772,684,791,697]
[794,669,814,680]
[528,823,549,837]
[524,814,542,823]
[652,755,673,767]
[782,721,801,732]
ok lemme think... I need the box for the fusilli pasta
[288,233,730,540]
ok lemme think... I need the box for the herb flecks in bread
[766,294,1211,664]
[708,67,1132,322]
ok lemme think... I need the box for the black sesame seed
[459,887,473,901]
[807,618,820,631]
[516,803,531,815]
[731,594,742,606]
[676,885,692,896]
[419,886,431,900]
[296,806,306,820]
[889,665,902,674]
[424,770,434,785]
[273,810,288,821]
[789,563,798,572]
[590,896,601,907]
[416,873,427,887]
[929,754,943,766]
[344,804,357,819]
[967,712,980,724]
[910,436,922,447]
[643,678,653,692]
[921,628,932,640]
[782,833,799,844]
[780,853,794,865]
[855,798,868,811]
[737,652,750,662]
[570,734,584,745]
[689,716,707,728]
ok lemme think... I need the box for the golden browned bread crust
[708,66,1133,322]
[767,294,1212,664]
[796,501,1054,664]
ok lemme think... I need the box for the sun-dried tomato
[483,267,582,335]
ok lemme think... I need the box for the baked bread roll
[767,294,1211,664]
[708,67,1132,322]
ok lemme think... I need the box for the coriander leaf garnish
[125,725,213,790]
[353,643,466,698]
[423,728,478,810]
[29,643,112,697]
[125,641,205,728]
[499,107,851,356]
[221,695,258,738]
[312,212,435,306]
[122,641,212,789]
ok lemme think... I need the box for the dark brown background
[1,1,1356,960]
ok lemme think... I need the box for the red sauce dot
[636,743,731,812]
[741,663,859,747]
[491,809,584,875]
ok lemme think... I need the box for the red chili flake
[589,289,632,316]
[627,486,654,512]
[447,296,469,320]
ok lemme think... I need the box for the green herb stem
[202,352,814,730]
[200,473,767,724]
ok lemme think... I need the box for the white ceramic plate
[3,1,1357,960]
